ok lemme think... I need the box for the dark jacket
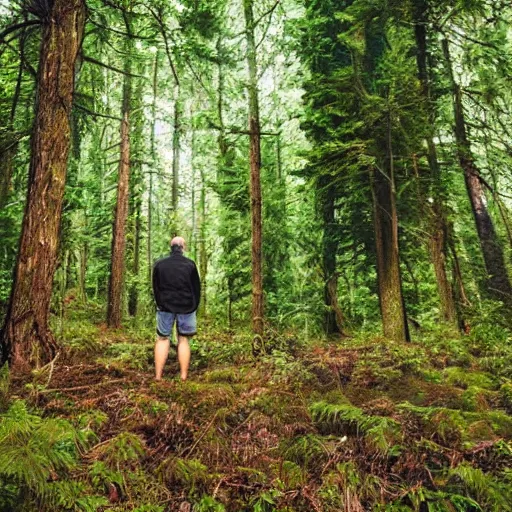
[152,248,201,314]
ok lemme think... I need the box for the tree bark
[199,165,208,317]
[148,51,159,280]
[370,154,410,342]
[413,0,457,326]
[128,74,144,317]
[171,86,181,213]
[365,16,410,342]
[0,0,86,369]
[0,23,27,209]
[107,20,133,328]
[317,176,342,335]
[243,0,264,347]
[442,38,512,306]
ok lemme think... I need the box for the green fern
[310,401,401,453]
[403,486,482,511]
[88,460,124,493]
[193,495,226,512]
[448,462,512,512]
[0,400,96,510]
[280,434,327,469]
[99,431,145,468]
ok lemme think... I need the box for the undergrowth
[1,303,511,511]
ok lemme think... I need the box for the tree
[243,0,264,347]
[107,8,134,328]
[442,36,512,307]
[1,0,86,368]
[412,0,458,327]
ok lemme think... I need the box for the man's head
[170,236,186,251]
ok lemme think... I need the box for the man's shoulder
[153,255,171,268]
[154,253,196,268]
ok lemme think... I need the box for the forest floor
[3,302,512,512]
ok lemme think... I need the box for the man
[152,236,200,381]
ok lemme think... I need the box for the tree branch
[146,5,180,86]
[74,103,122,121]
[82,55,146,78]
[88,18,155,40]
[0,20,41,43]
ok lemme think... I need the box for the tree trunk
[216,37,234,326]
[107,25,133,328]
[243,0,264,346]
[365,17,410,342]
[0,0,86,369]
[128,74,144,317]
[191,124,197,260]
[199,165,208,317]
[413,1,457,326]
[171,86,181,213]
[442,38,512,306]
[148,51,159,280]
[76,244,87,303]
[0,23,26,209]
[370,155,410,341]
[317,176,342,335]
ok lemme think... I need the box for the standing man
[153,236,201,381]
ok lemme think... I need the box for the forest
[0,0,512,510]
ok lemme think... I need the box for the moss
[499,382,512,413]
[202,367,243,384]
[466,420,497,442]
[444,367,498,390]
[461,387,491,412]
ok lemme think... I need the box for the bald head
[170,236,186,250]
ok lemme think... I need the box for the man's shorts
[156,310,197,338]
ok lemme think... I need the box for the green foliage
[251,489,283,512]
[99,432,145,469]
[444,367,498,390]
[310,401,401,453]
[102,342,152,371]
[193,495,226,512]
[0,400,98,511]
[89,460,124,494]
[280,434,327,470]
[448,462,512,511]
[500,382,512,412]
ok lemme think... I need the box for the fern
[88,460,124,493]
[193,495,226,512]
[0,400,95,510]
[310,401,401,453]
[404,486,482,511]
[99,431,145,468]
[448,462,512,512]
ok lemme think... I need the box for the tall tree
[107,9,133,328]
[442,37,512,307]
[364,10,410,341]
[412,0,457,326]
[243,0,264,348]
[1,0,86,368]
[0,20,26,210]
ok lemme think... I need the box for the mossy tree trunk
[365,14,410,342]
[0,0,86,369]
[413,0,458,327]
[107,15,133,328]
[243,0,264,348]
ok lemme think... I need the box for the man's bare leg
[154,336,170,380]
[177,335,190,381]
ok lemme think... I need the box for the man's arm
[152,262,160,308]
[192,264,201,310]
